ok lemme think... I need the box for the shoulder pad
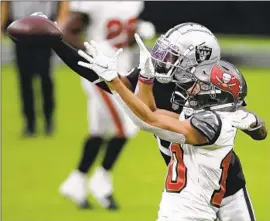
[190,111,222,145]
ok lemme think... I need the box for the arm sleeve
[112,92,186,144]
[53,40,140,94]
[52,40,111,93]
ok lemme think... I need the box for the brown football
[7,15,63,46]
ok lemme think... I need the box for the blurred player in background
[1,1,68,136]
[59,1,155,209]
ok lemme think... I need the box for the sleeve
[52,40,140,94]
[190,111,222,145]
[53,40,111,93]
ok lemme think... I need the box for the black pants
[15,44,54,131]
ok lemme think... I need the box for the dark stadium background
[141,1,270,35]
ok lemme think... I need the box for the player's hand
[231,110,258,131]
[135,33,155,80]
[78,41,123,82]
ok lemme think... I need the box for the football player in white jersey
[76,23,262,220]
[49,18,265,220]
[59,1,155,209]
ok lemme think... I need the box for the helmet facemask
[151,35,196,84]
[185,82,237,111]
[170,81,197,107]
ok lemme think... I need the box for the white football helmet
[151,22,221,84]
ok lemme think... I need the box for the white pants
[82,78,138,138]
[218,187,256,221]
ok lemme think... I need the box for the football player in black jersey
[51,23,267,220]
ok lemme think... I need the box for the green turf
[2,64,270,221]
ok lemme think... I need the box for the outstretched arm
[53,40,111,92]
[52,39,138,93]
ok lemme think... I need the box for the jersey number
[210,151,232,207]
[165,143,187,193]
[106,18,138,48]
[165,144,232,207]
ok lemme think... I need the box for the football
[7,15,63,46]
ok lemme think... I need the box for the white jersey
[70,1,144,50]
[71,0,144,82]
[158,111,237,221]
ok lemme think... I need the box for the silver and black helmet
[151,22,221,84]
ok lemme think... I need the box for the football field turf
[2,64,270,221]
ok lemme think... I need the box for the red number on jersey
[165,143,187,193]
[106,19,122,40]
[106,17,138,48]
[210,151,232,207]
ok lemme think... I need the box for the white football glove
[231,110,259,131]
[134,33,155,79]
[78,41,123,82]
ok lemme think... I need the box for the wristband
[138,76,154,84]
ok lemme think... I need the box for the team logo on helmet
[195,45,212,64]
[210,65,241,100]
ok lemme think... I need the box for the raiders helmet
[171,60,248,112]
[151,22,221,84]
